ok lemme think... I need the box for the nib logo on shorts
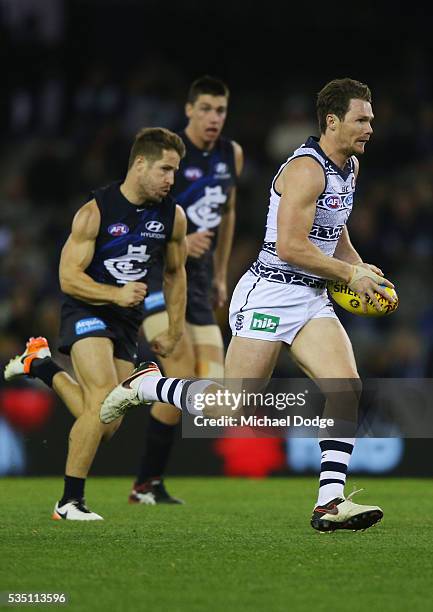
[250,312,280,333]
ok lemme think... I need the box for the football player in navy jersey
[131,76,243,504]
[4,128,187,520]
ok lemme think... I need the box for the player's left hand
[358,262,384,276]
[212,278,227,309]
[151,330,182,358]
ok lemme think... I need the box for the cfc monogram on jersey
[175,132,236,239]
[186,185,228,230]
[103,244,151,283]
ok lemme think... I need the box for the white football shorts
[229,270,337,345]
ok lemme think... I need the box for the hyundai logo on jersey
[215,162,227,173]
[184,167,204,181]
[324,195,342,209]
[108,223,129,236]
[145,221,165,233]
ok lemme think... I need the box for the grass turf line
[1,477,432,612]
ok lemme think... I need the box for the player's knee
[188,325,224,378]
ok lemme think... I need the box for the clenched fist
[151,330,181,358]
[186,230,214,258]
[116,282,147,307]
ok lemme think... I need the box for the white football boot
[311,489,383,532]
[4,336,51,380]
[100,361,161,424]
[52,499,103,521]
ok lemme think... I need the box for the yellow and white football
[327,281,398,317]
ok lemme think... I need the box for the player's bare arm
[213,141,244,307]
[275,157,394,309]
[59,200,147,307]
[333,226,363,265]
[151,205,187,358]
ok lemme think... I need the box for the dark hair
[128,127,185,169]
[187,75,229,104]
[317,78,372,133]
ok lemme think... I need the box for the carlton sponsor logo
[184,167,203,181]
[324,195,342,209]
[108,223,129,236]
[145,220,165,233]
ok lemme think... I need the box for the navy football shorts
[58,297,142,363]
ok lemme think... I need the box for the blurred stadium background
[1,0,433,478]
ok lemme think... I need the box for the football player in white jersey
[101,78,397,531]
[225,78,395,531]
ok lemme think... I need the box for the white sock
[137,377,215,415]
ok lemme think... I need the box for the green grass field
[1,477,432,611]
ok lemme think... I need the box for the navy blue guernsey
[145,131,236,296]
[141,132,237,319]
[65,181,176,318]
[176,131,236,273]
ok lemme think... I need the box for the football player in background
[132,76,243,504]
[4,128,187,520]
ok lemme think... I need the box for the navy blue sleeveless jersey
[64,180,176,318]
[146,132,236,291]
[175,131,236,243]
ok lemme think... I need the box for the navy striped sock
[317,438,355,505]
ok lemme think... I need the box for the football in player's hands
[328,281,398,317]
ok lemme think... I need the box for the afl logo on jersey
[145,220,165,233]
[184,167,204,181]
[108,223,129,236]
[324,195,342,210]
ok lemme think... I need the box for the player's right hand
[186,230,214,258]
[116,282,147,307]
[348,264,396,314]
[150,330,180,358]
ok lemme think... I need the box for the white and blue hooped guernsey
[250,136,356,289]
